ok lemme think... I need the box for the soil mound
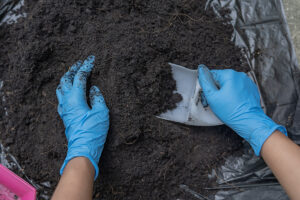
[0,0,247,199]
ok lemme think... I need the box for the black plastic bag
[205,0,299,199]
[0,0,19,22]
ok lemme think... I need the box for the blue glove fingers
[89,86,108,111]
[73,55,95,91]
[60,61,82,92]
[198,64,218,97]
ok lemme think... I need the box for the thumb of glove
[198,64,219,97]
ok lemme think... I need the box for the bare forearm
[51,157,95,200]
[261,131,300,199]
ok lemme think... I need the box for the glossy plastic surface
[0,164,36,200]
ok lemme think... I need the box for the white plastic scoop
[158,63,265,126]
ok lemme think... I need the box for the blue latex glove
[198,65,287,156]
[56,55,109,179]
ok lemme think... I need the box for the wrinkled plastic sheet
[1,0,300,200]
[0,0,26,25]
[0,0,18,21]
[203,0,300,199]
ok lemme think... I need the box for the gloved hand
[56,55,109,180]
[198,65,287,156]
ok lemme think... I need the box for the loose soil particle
[0,0,248,199]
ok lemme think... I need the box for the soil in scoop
[0,0,248,199]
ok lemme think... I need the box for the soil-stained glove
[56,55,109,180]
[198,65,287,156]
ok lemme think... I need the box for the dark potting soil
[0,0,248,199]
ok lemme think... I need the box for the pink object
[0,164,36,200]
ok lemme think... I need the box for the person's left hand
[56,55,109,180]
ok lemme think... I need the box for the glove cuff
[250,122,287,156]
[60,153,99,180]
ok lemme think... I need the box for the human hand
[198,65,287,156]
[56,55,109,179]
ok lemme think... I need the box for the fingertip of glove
[84,55,95,66]
[198,64,207,69]
[90,85,100,92]
[197,64,210,78]
[198,64,207,73]
[90,86,107,109]
[71,60,83,70]
[79,55,95,72]
[87,55,95,61]
[198,64,210,84]
[90,86,103,99]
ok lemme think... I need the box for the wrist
[247,112,287,156]
[250,122,287,156]
[229,111,287,156]
[60,147,100,180]
[261,130,287,157]
[63,157,95,176]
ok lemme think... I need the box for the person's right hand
[198,65,287,156]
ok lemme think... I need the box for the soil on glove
[0,0,248,199]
